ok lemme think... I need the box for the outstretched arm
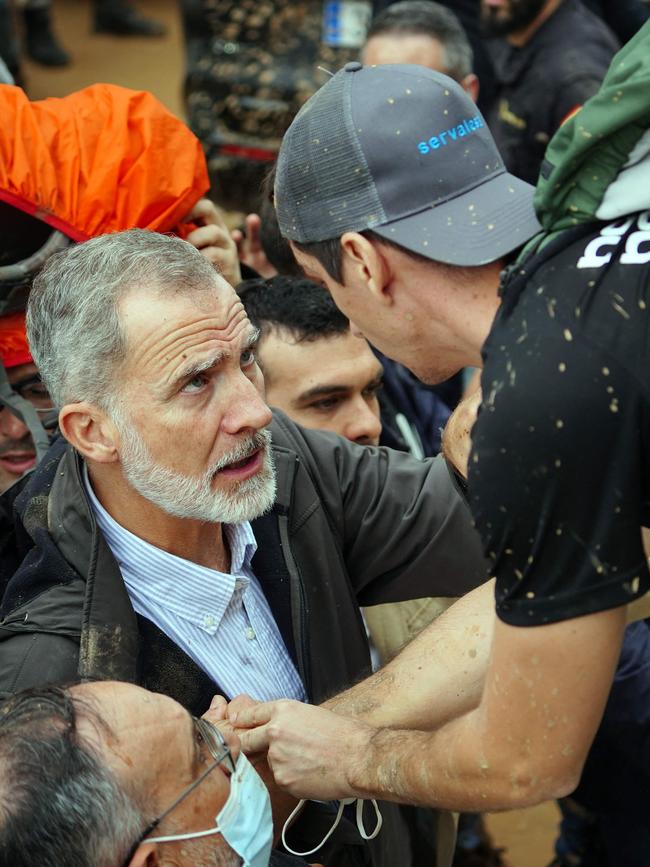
[324,578,495,729]
[234,604,626,812]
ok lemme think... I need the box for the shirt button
[245,627,256,640]
[204,614,215,628]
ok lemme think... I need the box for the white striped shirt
[84,470,305,703]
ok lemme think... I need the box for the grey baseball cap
[275,62,541,266]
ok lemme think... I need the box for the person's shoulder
[490,215,650,395]
[520,214,650,283]
[269,410,352,503]
[534,1,618,73]
[548,0,619,46]
[540,214,650,286]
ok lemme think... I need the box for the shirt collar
[82,465,258,633]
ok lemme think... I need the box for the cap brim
[372,172,541,266]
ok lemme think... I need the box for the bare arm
[234,605,626,812]
[324,578,495,729]
[352,605,626,810]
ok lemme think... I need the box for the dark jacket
[486,0,619,185]
[0,411,487,866]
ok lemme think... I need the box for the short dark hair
[292,230,435,284]
[0,686,145,867]
[238,275,349,343]
[258,164,303,276]
[366,1,473,81]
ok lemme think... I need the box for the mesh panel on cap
[276,71,386,243]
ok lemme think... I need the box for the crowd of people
[1,2,650,867]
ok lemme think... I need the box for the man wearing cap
[229,35,650,817]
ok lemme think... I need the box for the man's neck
[407,258,502,372]
[507,0,564,48]
[86,464,231,573]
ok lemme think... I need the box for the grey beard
[113,409,276,524]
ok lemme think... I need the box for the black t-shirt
[469,214,650,626]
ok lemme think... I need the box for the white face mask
[281,797,383,857]
[148,753,273,867]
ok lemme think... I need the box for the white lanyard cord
[281,797,383,858]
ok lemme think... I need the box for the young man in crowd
[0,313,51,493]
[239,276,384,449]
[227,38,650,829]
[0,229,487,867]
[238,274,454,655]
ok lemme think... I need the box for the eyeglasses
[120,717,236,867]
[0,373,54,415]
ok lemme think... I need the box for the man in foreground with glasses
[0,680,272,867]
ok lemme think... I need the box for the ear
[127,842,160,867]
[58,402,120,464]
[339,233,393,306]
[461,73,480,104]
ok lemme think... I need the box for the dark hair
[258,164,303,276]
[238,275,349,343]
[292,230,437,283]
[0,686,145,867]
[366,1,473,81]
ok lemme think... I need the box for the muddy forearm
[325,580,495,729]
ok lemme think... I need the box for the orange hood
[0,83,209,241]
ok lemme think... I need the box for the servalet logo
[417,115,484,154]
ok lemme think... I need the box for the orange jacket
[0,83,209,241]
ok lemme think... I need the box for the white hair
[26,229,223,410]
[113,402,276,523]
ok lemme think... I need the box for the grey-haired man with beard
[0,229,486,867]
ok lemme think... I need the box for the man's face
[480,0,548,36]
[291,245,470,385]
[111,281,275,524]
[361,31,479,102]
[363,31,447,70]
[73,681,240,867]
[0,362,45,492]
[260,328,383,446]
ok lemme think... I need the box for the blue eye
[182,374,207,393]
[241,349,256,367]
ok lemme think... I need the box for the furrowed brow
[243,327,261,351]
[173,327,261,389]
[175,351,227,386]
